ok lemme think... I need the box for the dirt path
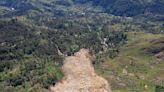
[50,49,111,92]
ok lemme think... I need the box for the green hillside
[0,0,164,92]
[95,32,164,92]
[81,0,164,16]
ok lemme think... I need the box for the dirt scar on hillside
[50,49,112,92]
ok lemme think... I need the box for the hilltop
[1,0,164,17]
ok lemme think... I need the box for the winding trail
[50,49,111,92]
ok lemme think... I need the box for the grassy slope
[95,32,164,92]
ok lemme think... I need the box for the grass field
[95,32,164,92]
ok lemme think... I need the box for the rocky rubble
[50,49,111,92]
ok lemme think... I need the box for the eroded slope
[50,49,111,92]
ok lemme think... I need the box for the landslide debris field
[50,49,111,92]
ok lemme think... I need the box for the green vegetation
[0,0,164,92]
[0,19,127,91]
[0,57,64,92]
[95,32,164,92]
[74,0,164,16]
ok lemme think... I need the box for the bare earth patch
[50,49,111,92]
[155,52,164,61]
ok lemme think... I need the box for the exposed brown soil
[155,51,164,61]
[50,49,111,92]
